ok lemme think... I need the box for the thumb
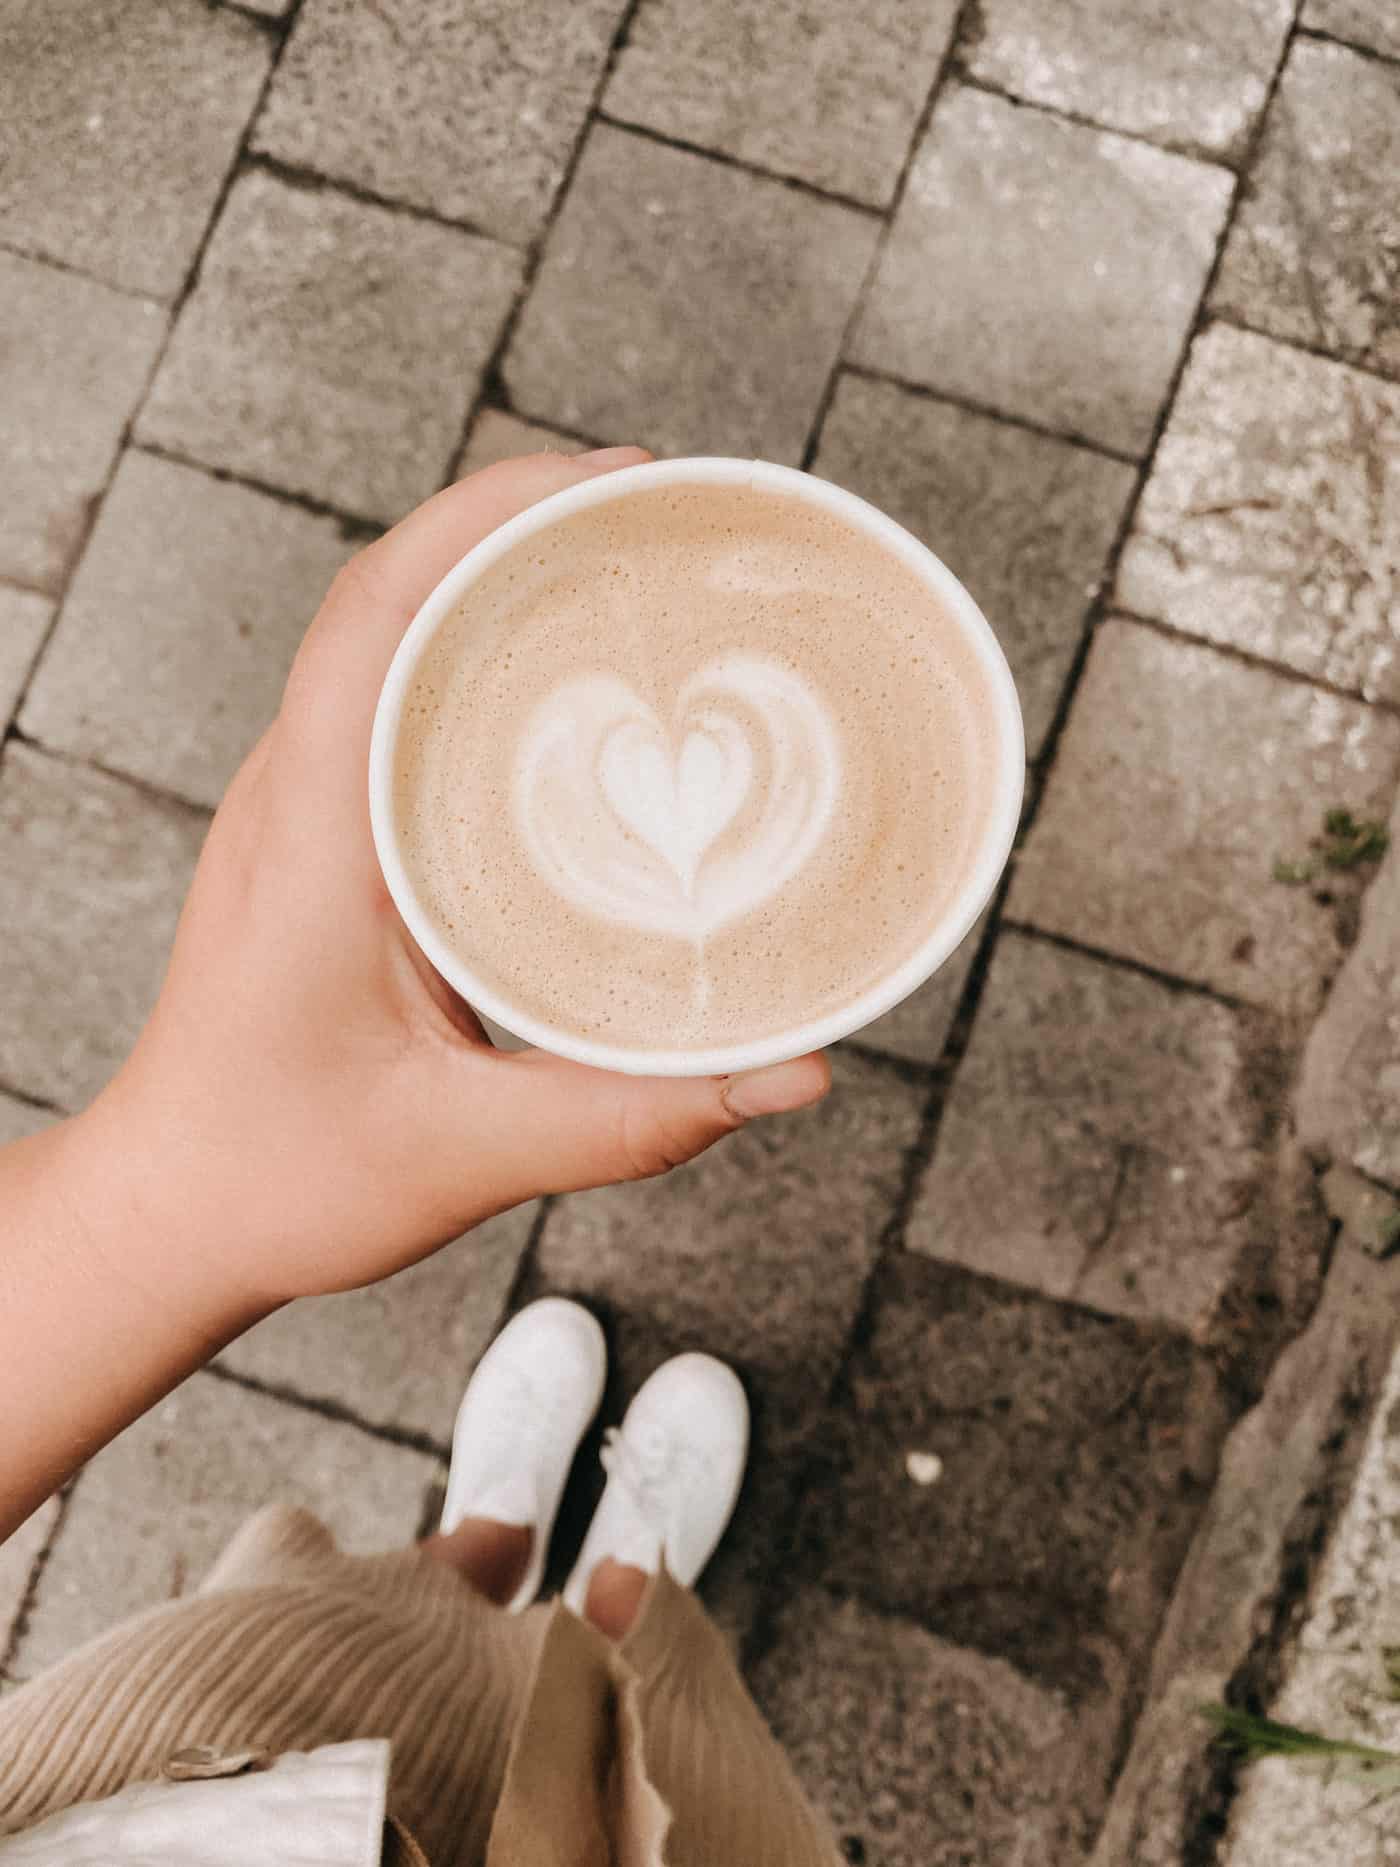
[470,1047,832,1201]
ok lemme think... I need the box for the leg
[581,1557,649,1640]
[543,1349,843,1865]
[611,1568,845,1867]
[562,1354,748,1635]
[203,1502,529,1615]
[422,1517,533,1607]
[0,1506,548,1867]
[440,1299,608,1616]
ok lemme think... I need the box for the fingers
[462,1047,832,1206]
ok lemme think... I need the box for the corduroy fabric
[0,1507,842,1867]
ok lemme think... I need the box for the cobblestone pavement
[3,3,1400,1862]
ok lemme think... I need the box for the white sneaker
[441,1297,607,1614]
[562,1353,749,1618]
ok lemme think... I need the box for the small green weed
[1274,809,1390,886]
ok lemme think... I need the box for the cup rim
[369,456,1025,1076]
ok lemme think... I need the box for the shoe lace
[599,1422,709,1544]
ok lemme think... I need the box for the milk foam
[392,483,1000,1053]
[515,655,841,941]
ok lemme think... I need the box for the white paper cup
[370,457,1024,1076]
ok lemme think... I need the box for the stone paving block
[0,1496,58,1681]
[1293,1352,1400,1670]
[12,1371,436,1681]
[1223,1340,1400,1864]
[1090,1206,1398,1867]
[0,586,52,729]
[1304,0,1400,59]
[504,125,879,464]
[0,1094,54,1147]
[526,1049,923,1418]
[751,1587,1105,1867]
[964,0,1291,162]
[454,409,584,480]
[1213,42,1400,381]
[0,744,206,1111]
[1225,1650,1400,1862]
[852,906,983,1066]
[1116,324,1400,703]
[815,372,1136,758]
[139,171,524,525]
[794,1251,1226,1697]
[851,86,1233,458]
[851,89,1232,461]
[1009,618,1400,1020]
[0,254,165,593]
[1323,1163,1400,1257]
[604,0,959,207]
[520,1048,926,1632]
[21,452,355,810]
[0,0,270,300]
[254,0,627,244]
[1297,793,1400,1190]
[906,932,1271,1333]
[219,1203,537,1442]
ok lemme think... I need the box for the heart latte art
[516,658,841,942]
[392,483,1000,1055]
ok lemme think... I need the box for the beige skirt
[0,1506,842,1867]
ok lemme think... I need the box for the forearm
[0,1102,271,1541]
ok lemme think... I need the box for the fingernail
[722,1057,828,1121]
[574,445,652,465]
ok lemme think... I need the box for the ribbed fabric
[618,1574,845,1867]
[0,1506,844,1867]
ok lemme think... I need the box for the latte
[391,479,1006,1058]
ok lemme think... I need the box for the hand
[83,450,829,1314]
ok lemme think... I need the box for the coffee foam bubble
[393,483,1000,1053]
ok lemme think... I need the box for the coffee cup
[369,457,1023,1076]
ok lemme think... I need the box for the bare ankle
[424,1519,533,1605]
[583,1558,651,1639]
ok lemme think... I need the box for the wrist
[0,1098,277,1536]
[60,1081,279,1350]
